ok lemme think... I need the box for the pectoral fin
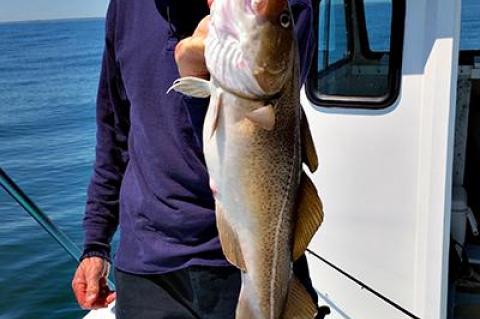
[216,201,247,271]
[292,171,324,261]
[167,76,211,98]
[281,276,318,319]
[301,108,318,172]
[245,105,276,131]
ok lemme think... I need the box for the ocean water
[0,3,479,319]
[0,19,104,319]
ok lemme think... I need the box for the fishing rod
[306,249,421,319]
[0,167,115,289]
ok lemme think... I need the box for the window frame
[306,0,406,109]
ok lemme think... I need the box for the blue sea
[0,18,104,319]
[0,2,479,319]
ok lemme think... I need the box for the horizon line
[0,15,105,25]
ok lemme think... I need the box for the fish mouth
[252,62,289,95]
[255,65,287,76]
[211,74,282,102]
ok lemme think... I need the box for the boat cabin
[304,0,480,318]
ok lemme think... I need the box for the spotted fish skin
[204,68,301,317]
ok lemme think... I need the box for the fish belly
[204,90,301,318]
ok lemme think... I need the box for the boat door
[304,0,461,318]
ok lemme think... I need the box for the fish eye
[279,12,290,28]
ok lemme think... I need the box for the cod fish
[169,0,324,318]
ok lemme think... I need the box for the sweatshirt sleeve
[291,0,315,85]
[81,0,130,262]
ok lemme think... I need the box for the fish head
[206,0,295,98]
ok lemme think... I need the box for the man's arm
[291,0,315,85]
[72,0,129,309]
[82,6,129,264]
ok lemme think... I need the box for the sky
[0,0,392,23]
[0,0,110,22]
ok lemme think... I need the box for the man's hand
[175,15,211,79]
[72,257,116,310]
[174,0,213,79]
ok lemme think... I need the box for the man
[72,0,316,318]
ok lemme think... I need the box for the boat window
[317,0,349,73]
[461,0,480,50]
[306,0,406,109]
[364,1,391,52]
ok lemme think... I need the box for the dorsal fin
[301,108,318,172]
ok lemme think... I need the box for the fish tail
[236,274,317,319]
[281,275,318,319]
[236,271,285,319]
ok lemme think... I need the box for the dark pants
[115,256,318,319]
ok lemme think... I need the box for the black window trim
[306,0,406,109]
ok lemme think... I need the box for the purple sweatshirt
[82,0,314,275]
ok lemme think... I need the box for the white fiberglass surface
[83,302,115,319]
[303,0,461,318]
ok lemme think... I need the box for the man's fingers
[98,278,115,304]
[175,37,209,79]
[176,37,205,62]
[72,257,111,310]
[86,276,101,303]
[72,280,101,310]
[87,286,115,309]
[72,279,88,307]
[106,291,117,304]
[192,16,210,38]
